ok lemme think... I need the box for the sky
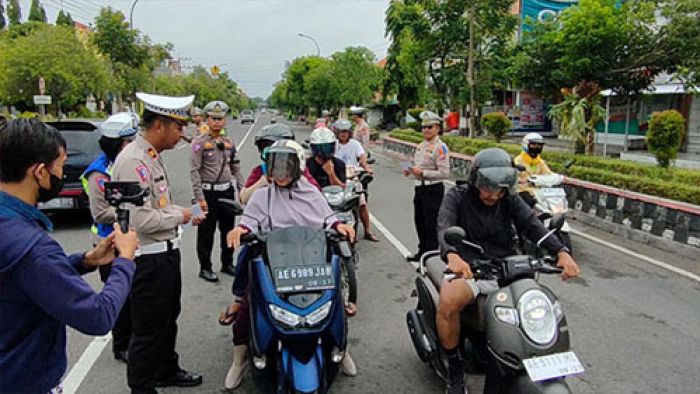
[18,0,392,98]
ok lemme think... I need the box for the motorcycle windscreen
[266,227,335,293]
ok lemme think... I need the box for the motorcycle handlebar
[444,256,562,281]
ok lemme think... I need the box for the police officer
[191,107,209,137]
[80,112,139,363]
[350,106,370,150]
[404,111,450,262]
[191,100,244,282]
[112,92,202,393]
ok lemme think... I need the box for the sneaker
[340,352,357,377]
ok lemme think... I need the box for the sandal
[363,233,379,242]
[218,303,240,326]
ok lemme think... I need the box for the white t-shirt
[335,139,365,167]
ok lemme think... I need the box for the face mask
[37,173,65,203]
[528,147,543,158]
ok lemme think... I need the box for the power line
[44,2,95,22]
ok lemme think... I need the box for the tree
[328,47,383,107]
[548,82,606,155]
[55,10,74,26]
[0,24,112,113]
[7,0,20,26]
[28,0,46,23]
[646,110,686,168]
[1,1,6,30]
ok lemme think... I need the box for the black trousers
[99,264,131,352]
[413,183,445,254]
[127,248,182,394]
[196,188,236,271]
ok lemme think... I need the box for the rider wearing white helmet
[514,132,552,206]
[308,127,347,189]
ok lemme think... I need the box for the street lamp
[297,33,321,57]
[129,0,141,29]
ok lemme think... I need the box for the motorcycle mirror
[515,164,527,172]
[444,226,466,246]
[302,142,310,150]
[218,198,244,216]
[367,157,376,165]
[550,213,566,231]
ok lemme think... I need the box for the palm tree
[549,81,607,155]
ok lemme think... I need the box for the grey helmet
[468,148,518,195]
[254,123,295,154]
[332,119,353,135]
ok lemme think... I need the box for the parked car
[38,121,101,212]
[240,109,255,124]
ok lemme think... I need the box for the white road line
[570,228,700,283]
[62,333,112,394]
[237,117,259,149]
[369,213,418,269]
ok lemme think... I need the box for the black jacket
[437,185,566,263]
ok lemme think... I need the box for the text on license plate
[523,351,584,382]
[38,198,74,209]
[274,264,334,293]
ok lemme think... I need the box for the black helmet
[468,148,518,195]
[254,124,295,154]
[332,119,353,135]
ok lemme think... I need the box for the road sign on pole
[211,65,220,76]
[33,95,52,105]
[39,77,46,96]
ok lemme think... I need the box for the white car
[240,110,255,124]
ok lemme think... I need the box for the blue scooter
[241,226,352,394]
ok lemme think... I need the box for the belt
[415,179,443,187]
[135,238,179,256]
[202,181,232,191]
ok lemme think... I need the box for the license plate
[38,198,74,210]
[523,351,584,382]
[273,264,335,293]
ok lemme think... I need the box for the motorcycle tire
[341,256,358,306]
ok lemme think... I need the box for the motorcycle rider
[436,148,580,394]
[220,140,357,389]
[333,120,378,242]
[307,127,347,189]
[239,124,318,204]
[80,112,139,363]
[514,132,552,207]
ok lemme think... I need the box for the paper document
[183,203,206,228]
[400,161,413,170]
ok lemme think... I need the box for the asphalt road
[48,115,700,394]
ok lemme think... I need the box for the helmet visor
[475,167,517,194]
[266,151,298,181]
[311,142,336,159]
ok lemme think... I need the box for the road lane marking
[62,333,112,394]
[569,228,700,283]
[237,117,259,149]
[369,213,418,269]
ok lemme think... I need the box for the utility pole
[467,6,477,138]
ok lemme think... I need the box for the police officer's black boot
[220,264,236,276]
[445,347,467,394]
[199,269,219,282]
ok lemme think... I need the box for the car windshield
[62,130,101,168]
[242,110,254,116]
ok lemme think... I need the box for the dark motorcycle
[406,216,584,393]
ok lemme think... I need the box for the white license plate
[38,198,74,210]
[523,351,584,382]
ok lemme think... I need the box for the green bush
[407,107,425,120]
[646,110,686,168]
[481,112,511,142]
[388,129,700,205]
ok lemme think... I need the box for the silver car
[240,109,255,124]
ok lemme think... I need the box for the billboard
[521,0,578,31]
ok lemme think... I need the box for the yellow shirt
[514,152,552,195]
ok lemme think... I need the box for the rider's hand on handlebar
[336,223,356,243]
[556,251,580,281]
[226,226,250,249]
[446,252,473,279]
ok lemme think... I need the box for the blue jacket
[0,191,135,393]
[81,153,114,238]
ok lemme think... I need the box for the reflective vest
[80,153,113,238]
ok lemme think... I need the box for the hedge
[388,129,700,205]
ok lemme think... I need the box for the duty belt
[202,181,232,192]
[135,238,180,257]
[415,179,443,187]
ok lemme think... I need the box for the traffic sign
[33,95,52,105]
[211,65,221,76]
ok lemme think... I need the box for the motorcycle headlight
[269,304,301,328]
[304,301,333,326]
[495,307,519,326]
[517,290,557,345]
[325,193,343,206]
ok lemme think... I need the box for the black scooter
[406,216,583,393]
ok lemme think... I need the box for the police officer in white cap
[404,110,450,262]
[190,100,243,282]
[112,92,203,393]
[80,112,139,364]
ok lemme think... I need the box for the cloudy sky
[19,0,392,98]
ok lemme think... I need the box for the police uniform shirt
[413,136,450,181]
[112,136,183,244]
[190,133,243,201]
[85,171,117,243]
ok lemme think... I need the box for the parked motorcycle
[240,226,353,394]
[527,173,572,251]
[406,216,584,393]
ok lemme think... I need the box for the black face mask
[528,147,543,158]
[37,173,65,203]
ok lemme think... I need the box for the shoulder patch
[95,175,109,193]
[193,143,202,153]
[135,165,150,182]
[147,148,158,160]
[438,144,448,157]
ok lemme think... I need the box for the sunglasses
[210,117,225,121]
[421,125,435,130]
